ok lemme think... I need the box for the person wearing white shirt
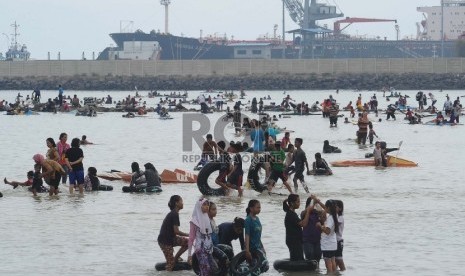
[444,96,453,116]
[317,200,339,273]
[335,200,346,271]
[198,95,208,113]
[429,93,437,107]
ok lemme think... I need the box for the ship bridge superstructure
[417,0,465,40]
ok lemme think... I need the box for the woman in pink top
[57,132,70,184]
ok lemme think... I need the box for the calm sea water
[1,89,464,276]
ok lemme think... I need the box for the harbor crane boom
[334,17,397,36]
[283,0,305,26]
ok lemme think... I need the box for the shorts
[322,250,336,259]
[269,169,287,184]
[329,116,338,125]
[284,165,295,176]
[227,172,243,188]
[49,172,61,189]
[303,242,321,262]
[336,240,344,259]
[293,169,305,182]
[69,170,85,185]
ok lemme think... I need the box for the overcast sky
[1,0,440,60]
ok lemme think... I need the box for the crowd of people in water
[1,85,462,127]
[2,86,463,274]
[3,133,100,195]
[2,131,164,196]
[157,194,345,274]
[194,126,337,197]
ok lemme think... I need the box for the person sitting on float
[312,153,333,175]
[323,140,340,154]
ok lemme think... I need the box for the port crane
[283,0,342,28]
[333,17,397,37]
[283,0,305,26]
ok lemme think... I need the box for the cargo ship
[97,0,462,60]
[97,28,300,60]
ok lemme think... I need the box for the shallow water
[1,89,464,276]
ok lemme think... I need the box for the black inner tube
[273,258,318,272]
[154,261,191,271]
[196,162,226,196]
[229,250,268,276]
[192,246,229,276]
[97,184,113,191]
[247,155,268,193]
[122,185,161,193]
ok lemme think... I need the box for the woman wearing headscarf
[130,162,146,187]
[144,162,161,191]
[188,198,216,275]
[33,153,65,196]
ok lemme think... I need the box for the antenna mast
[160,0,171,34]
[11,21,19,48]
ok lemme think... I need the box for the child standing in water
[284,144,295,177]
[30,164,45,196]
[157,195,189,271]
[318,200,340,273]
[335,200,346,271]
[208,202,219,246]
[65,138,85,194]
[373,142,382,167]
[291,138,310,193]
[244,199,269,274]
[208,202,231,269]
[368,123,378,145]
[226,142,244,197]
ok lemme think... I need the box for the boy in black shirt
[292,138,310,193]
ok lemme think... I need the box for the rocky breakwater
[1,73,465,90]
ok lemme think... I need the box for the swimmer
[80,135,94,145]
